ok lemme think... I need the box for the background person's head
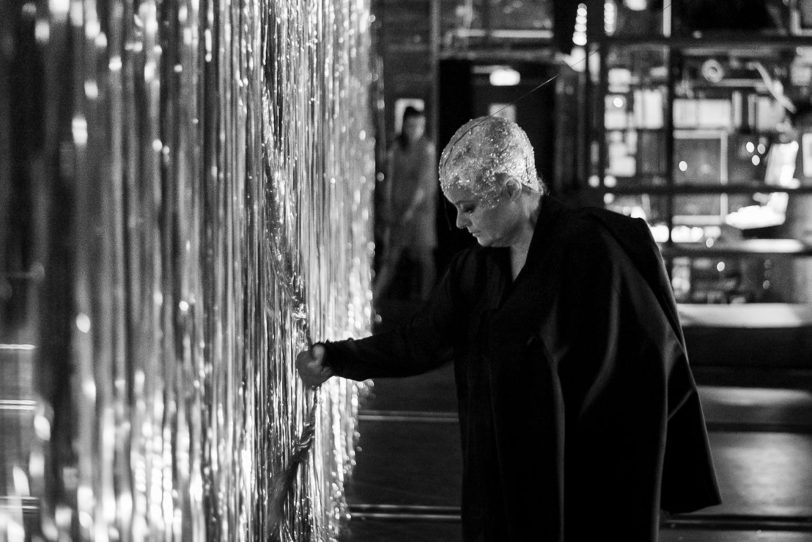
[400,106,426,146]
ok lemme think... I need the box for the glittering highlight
[0,0,374,540]
[439,116,540,206]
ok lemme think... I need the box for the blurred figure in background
[374,106,438,304]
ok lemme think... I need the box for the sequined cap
[439,116,540,206]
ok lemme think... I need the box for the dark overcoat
[323,196,721,541]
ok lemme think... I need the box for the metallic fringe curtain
[0,0,375,540]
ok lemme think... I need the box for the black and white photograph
[2,0,812,541]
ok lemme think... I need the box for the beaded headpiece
[439,116,540,206]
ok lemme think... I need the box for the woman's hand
[296,344,333,388]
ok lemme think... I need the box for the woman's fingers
[296,344,331,387]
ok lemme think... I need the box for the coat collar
[484,194,567,263]
[482,195,567,309]
[528,195,563,255]
[519,194,568,277]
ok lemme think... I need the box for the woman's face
[445,184,522,248]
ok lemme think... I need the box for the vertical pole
[430,0,441,148]
[665,51,676,254]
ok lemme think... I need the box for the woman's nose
[455,211,468,229]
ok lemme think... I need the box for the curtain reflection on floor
[0,0,374,540]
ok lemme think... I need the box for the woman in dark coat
[297,116,721,541]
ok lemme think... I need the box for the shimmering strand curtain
[0,0,374,539]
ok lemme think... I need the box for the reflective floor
[339,299,812,541]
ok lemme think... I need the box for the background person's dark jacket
[324,196,721,541]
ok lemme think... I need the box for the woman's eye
[462,206,475,214]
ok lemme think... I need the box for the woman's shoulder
[555,205,660,283]
[553,201,643,242]
[549,205,638,268]
[550,203,611,243]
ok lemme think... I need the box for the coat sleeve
[553,227,684,541]
[321,252,461,380]
[584,211,721,513]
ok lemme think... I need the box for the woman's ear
[504,177,522,200]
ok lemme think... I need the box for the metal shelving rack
[585,3,812,302]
